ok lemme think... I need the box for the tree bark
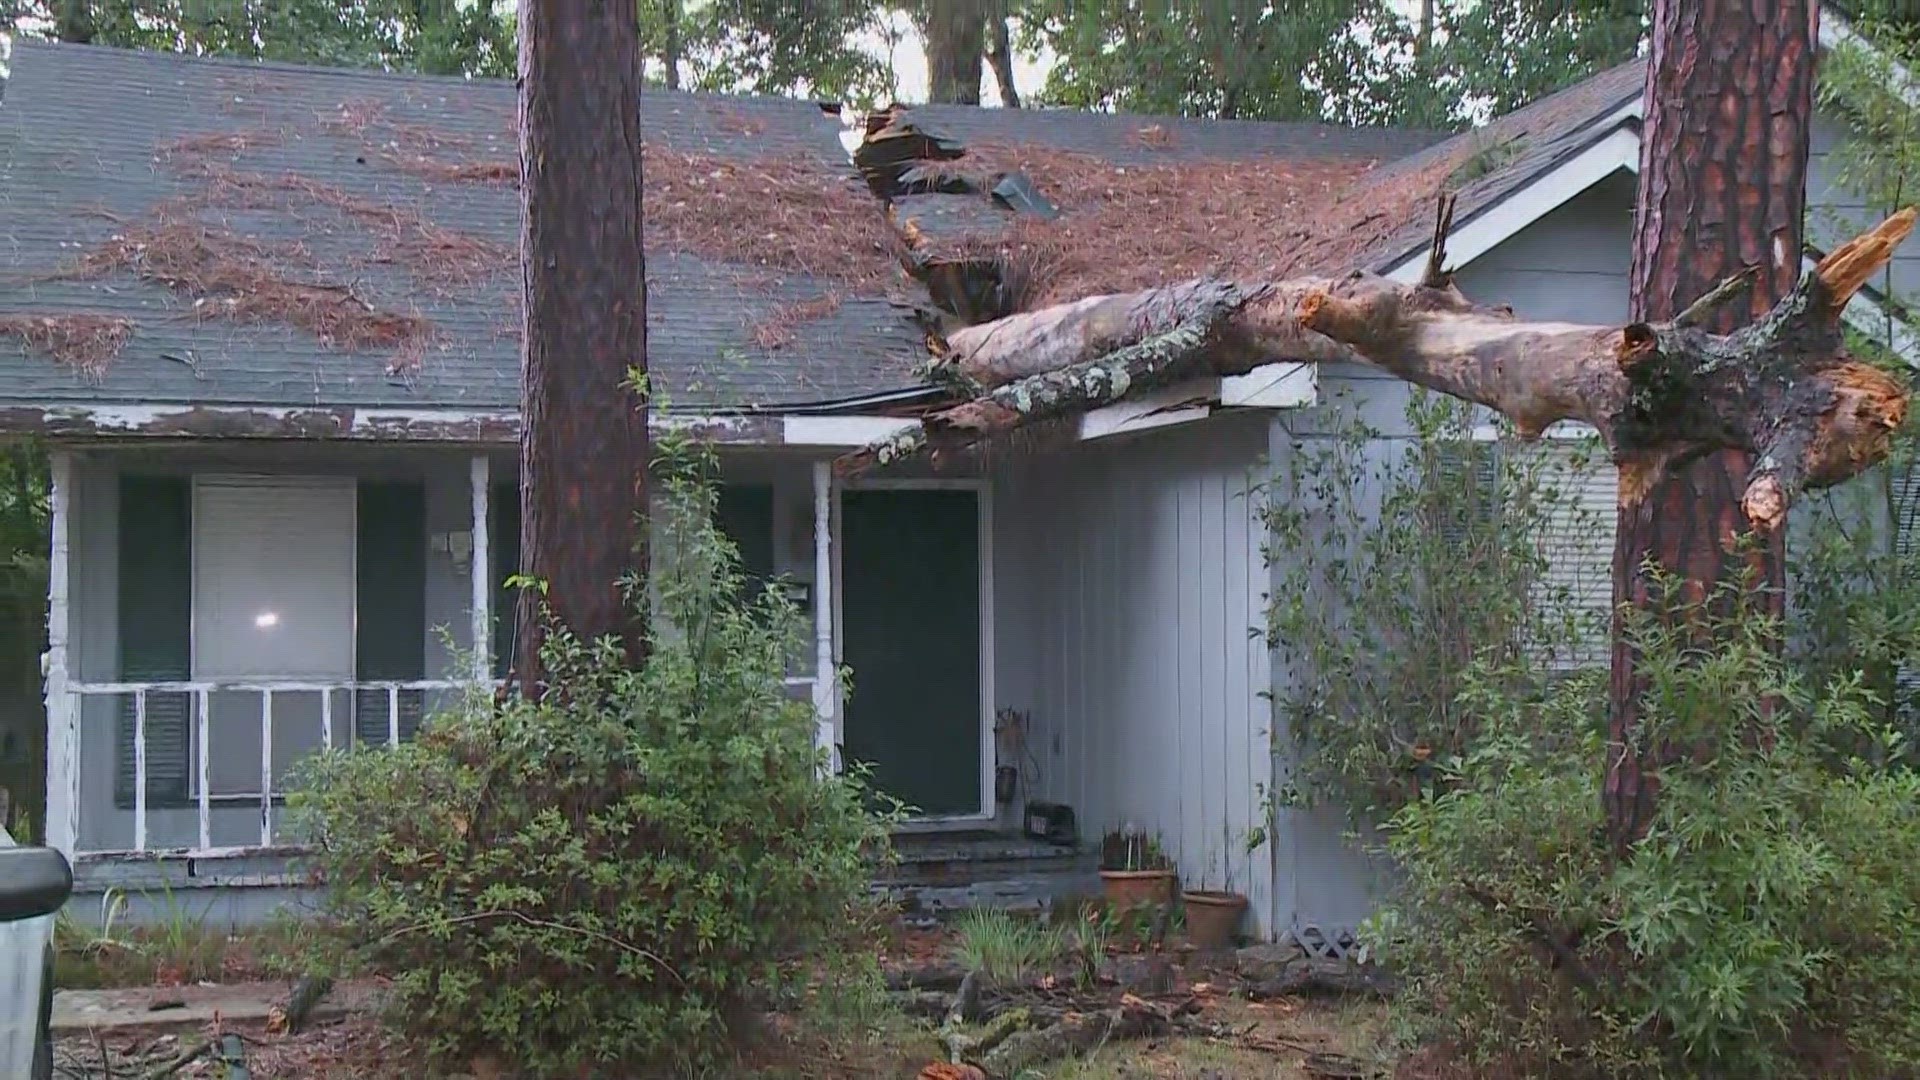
[1606,0,1818,847]
[514,0,651,688]
[54,0,94,43]
[660,0,684,91]
[841,218,1912,532]
[986,1,1020,108]
[925,0,988,105]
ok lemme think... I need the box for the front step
[873,831,1098,920]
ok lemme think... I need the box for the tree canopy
[4,0,1655,125]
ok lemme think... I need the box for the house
[1,9,1912,949]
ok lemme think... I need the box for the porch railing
[62,675,821,861]
[66,678,475,859]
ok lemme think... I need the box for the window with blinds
[114,474,428,805]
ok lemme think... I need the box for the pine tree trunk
[661,0,684,91]
[514,0,651,688]
[925,0,987,105]
[987,1,1020,108]
[55,0,94,43]
[1607,0,1818,846]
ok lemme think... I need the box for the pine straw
[0,313,134,376]
[750,292,843,350]
[71,218,432,370]
[377,145,904,290]
[915,142,1416,309]
[174,162,513,293]
[321,97,475,155]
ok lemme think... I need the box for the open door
[839,487,984,818]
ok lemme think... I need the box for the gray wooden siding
[1808,113,1920,304]
[994,415,1276,934]
[67,446,491,852]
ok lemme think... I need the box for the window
[114,474,428,806]
[193,477,354,797]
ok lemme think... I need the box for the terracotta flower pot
[1100,868,1176,911]
[1181,889,1248,950]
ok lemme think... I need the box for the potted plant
[1183,828,1265,950]
[1098,827,1175,911]
[1181,882,1248,950]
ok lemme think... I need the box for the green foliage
[1264,391,1604,812]
[0,443,46,839]
[1791,427,1920,753]
[4,0,895,100]
[950,909,1067,984]
[291,450,898,1078]
[1370,580,1920,1079]
[663,0,896,104]
[1014,0,1643,128]
[3,0,515,76]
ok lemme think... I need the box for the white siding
[995,415,1276,933]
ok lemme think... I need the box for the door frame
[834,477,995,829]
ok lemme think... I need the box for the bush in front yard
[1368,579,1920,1079]
[290,456,895,1078]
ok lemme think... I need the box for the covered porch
[39,439,1009,903]
[42,400,1314,939]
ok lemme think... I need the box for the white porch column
[43,450,77,856]
[810,461,838,774]
[469,455,492,685]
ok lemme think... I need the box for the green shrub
[1265,390,1603,812]
[290,453,896,1078]
[1369,581,1920,1079]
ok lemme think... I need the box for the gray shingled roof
[0,41,1649,432]
[1356,58,1648,274]
[0,41,924,416]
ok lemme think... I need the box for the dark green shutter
[1893,463,1920,725]
[1434,441,1500,549]
[717,484,776,598]
[490,479,520,681]
[116,476,192,808]
[354,483,426,745]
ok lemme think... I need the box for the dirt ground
[56,996,1386,1078]
[53,920,1393,1078]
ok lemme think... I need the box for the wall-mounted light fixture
[431,529,475,571]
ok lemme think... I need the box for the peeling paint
[0,404,801,445]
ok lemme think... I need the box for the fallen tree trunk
[840,210,1915,535]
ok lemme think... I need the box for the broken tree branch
[841,209,1916,535]
[1673,265,1760,329]
[1420,191,1458,289]
[974,996,1172,1078]
[836,282,1258,474]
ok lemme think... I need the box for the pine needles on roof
[72,218,432,372]
[0,314,135,377]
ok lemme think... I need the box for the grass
[952,909,1071,984]
[52,886,318,989]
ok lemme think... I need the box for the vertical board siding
[995,416,1275,934]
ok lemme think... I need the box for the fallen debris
[975,994,1173,1078]
[0,313,134,376]
[69,219,431,371]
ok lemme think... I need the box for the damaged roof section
[0,40,1653,442]
[852,102,1444,329]
[852,61,1648,338]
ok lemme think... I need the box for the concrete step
[875,831,1098,919]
